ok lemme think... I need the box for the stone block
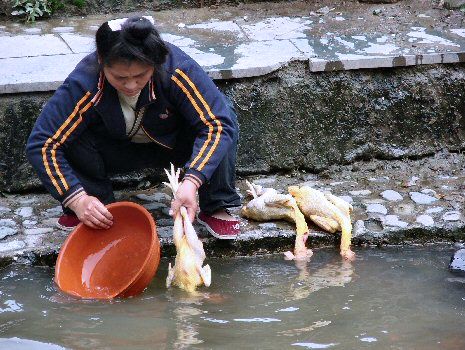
[444,0,465,9]
[0,34,71,59]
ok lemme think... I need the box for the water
[1,246,465,350]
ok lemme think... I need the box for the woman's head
[96,16,169,96]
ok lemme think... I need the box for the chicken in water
[288,185,355,261]
[241,181,313,261]
[164,165,211,293]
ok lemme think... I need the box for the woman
[26,16,241,239]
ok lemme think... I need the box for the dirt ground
[3,0,465,32]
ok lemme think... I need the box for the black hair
[96,16,169,70]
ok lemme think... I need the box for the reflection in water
[286,259,354,302]
[277,320,332,337]
[0,337,66,350]
[2,247,465,349]
[173,305,204,349]
[81,238,123,289]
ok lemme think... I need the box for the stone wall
[1,62,465,193]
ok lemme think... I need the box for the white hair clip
[107,16,155,32]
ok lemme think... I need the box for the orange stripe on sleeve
[51,99,93,191]
[41,92,91,195]
[175,69,223,171]
[171,75,214,168]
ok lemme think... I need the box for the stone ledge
[2,9,465,94]
[1,152,464,266]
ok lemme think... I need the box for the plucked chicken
[241,181,312,260]
[288,185,355,260]
[164,164,211,293]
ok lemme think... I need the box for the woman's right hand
[68,194,113,229]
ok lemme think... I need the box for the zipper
[141,126,173,149]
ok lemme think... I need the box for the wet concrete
[0,151,463,265]
[2,0,465,92]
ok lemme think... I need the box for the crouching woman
[26,16,241,239]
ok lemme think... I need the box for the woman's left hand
[170,180,198,222]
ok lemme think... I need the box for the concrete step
[1,151,464,265]
[1,2,465,93]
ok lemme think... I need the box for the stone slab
[0,53,87,94]
[0,34,71,59]
[1,14,465,93]
[59,33,96,54]
[1,153,465,261]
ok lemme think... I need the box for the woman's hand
[68,194,113,229]
[170,180,198,222]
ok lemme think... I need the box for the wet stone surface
[0,151,464,265]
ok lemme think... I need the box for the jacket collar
[92,73,157,138]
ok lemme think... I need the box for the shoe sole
[196,216,238,240]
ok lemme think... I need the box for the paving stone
[0,240,26,253]
[186,20,244,37]
[0,34,71,59]
[352,220,367,237]
[449,248,465,273]
[59,33,95,53]
[44,206,63,217]
[380,190,403,201]
[18,197,37,204]
[349,190,372,196]
[0,227,18,240]
[0,53,88,94]
[416,215,434,227]
[404,176,420,187]
[239,17,312,41]
[25,235,43,247]
[14,207,33,218]
[22,220,38,227]
[368,176,390,183]
[156,218,174,227]
[383,215,408,228]
[179,46,226,68]
[339,195,354,204]
[290,39,316,57]
[228,40,305,78]
[135,193,171,202]
[0,206,11,214]
[444,0,465,9]
[51,26,75,33]
[393,203,416,215]
[421,189,437,196]
[41,218,59,226]
[0,219,16,227]
[157,226,172,238]
[258,222,278,230]
[25,228,54,235]
[442,211,462,222]
[409,192,438,205]
[426,206,445,214]
[254,177,277,185]
[366,203,388,215]
[142,202,167,211]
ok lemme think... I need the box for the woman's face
[103,60,154,97]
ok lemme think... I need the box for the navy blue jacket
[26,43,236,206]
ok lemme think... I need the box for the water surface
[1,246,464,349]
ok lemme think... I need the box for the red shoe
[197,211,240,240]
[56,214,80,231]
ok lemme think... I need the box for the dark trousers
[63,107,241,215]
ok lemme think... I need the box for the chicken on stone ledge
[241,181,313,261]
[288,185,355,261]
[164,165,211,293]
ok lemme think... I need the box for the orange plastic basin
[55,201,160,299]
